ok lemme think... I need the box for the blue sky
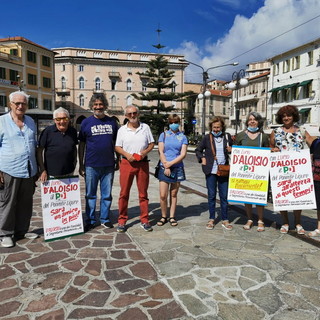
[1,0,319,82]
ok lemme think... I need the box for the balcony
[139,74,149,79]
[238,93,259,102]
[56,88,71,97]
[108,72,121,78]
[0,52,20,62]
[107,106,124,116]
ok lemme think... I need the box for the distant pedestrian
[234,112,269,231]
[157,114,188,227]
[115,105,155,232]
[78,93,119,231]
[270,105,306,234]
[195,116,233,230]
[37,107,77,182]
[0,91,38,248]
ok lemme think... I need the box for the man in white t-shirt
[115,105,155,232]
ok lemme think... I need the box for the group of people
[0,90,319,249]
[0,91,156,248]
[195,105,320,238]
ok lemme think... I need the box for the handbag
[154,160,161,178]
[209,134,230,177]
[216,164,230,177]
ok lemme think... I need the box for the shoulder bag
[209,134,230,177]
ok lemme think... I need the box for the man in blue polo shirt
[37,107,78,182]
[78,93,119,231]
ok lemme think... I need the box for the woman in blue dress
[157,114,188,227]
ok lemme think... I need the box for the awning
[284,82,299,89]
[297,79,312,87]
[299,108,311,113]
[269,83,300,92]
[268,86,283,92]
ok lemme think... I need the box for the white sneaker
[25,232,39,239]
[1,236,14,248]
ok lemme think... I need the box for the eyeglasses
[127,112,138,116]
[55,117,69,122]
[11,102,27,107]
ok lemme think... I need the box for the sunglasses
[11,102,27,107]
[127,112,138,116]
[55,117,69,122]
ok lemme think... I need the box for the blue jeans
[205,173,229,221]
[85,166,114,225]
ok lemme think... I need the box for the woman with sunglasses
[157,114,188,227]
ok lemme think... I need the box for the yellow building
[0,37,55,114]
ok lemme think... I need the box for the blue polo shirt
[39,124,78,176]
[158,130,188,168]
[79,115,118,167]
[0,112,37,178]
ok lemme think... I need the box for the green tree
[132,55,185,138]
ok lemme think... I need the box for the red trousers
[118,159,150,224]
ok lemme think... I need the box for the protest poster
[41,176,84,241]
[270,149,316,211]
[228,146,271,205]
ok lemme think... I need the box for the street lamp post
[179,59,238,136]
[16,75,24,91]
[226,69,248,135]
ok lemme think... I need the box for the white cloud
[170,0,320,82]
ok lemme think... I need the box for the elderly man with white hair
[0,91,38,248]
[37,107,78,182]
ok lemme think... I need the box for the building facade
[53,47,186,126]
[195,87,232,134]
[268,38,320,128]
[228,61,271,133]
[0,37,55,114]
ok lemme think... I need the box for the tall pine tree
[132,55,185,138]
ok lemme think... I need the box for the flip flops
[243,220,253,230]
[221,221,233,231]
[206,220,215,230]
[308,229,320,237]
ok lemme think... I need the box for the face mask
[212,131,222,137]
[247,126,259,133]
[169,123,179,131]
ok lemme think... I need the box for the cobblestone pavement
[1,150,320,319]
